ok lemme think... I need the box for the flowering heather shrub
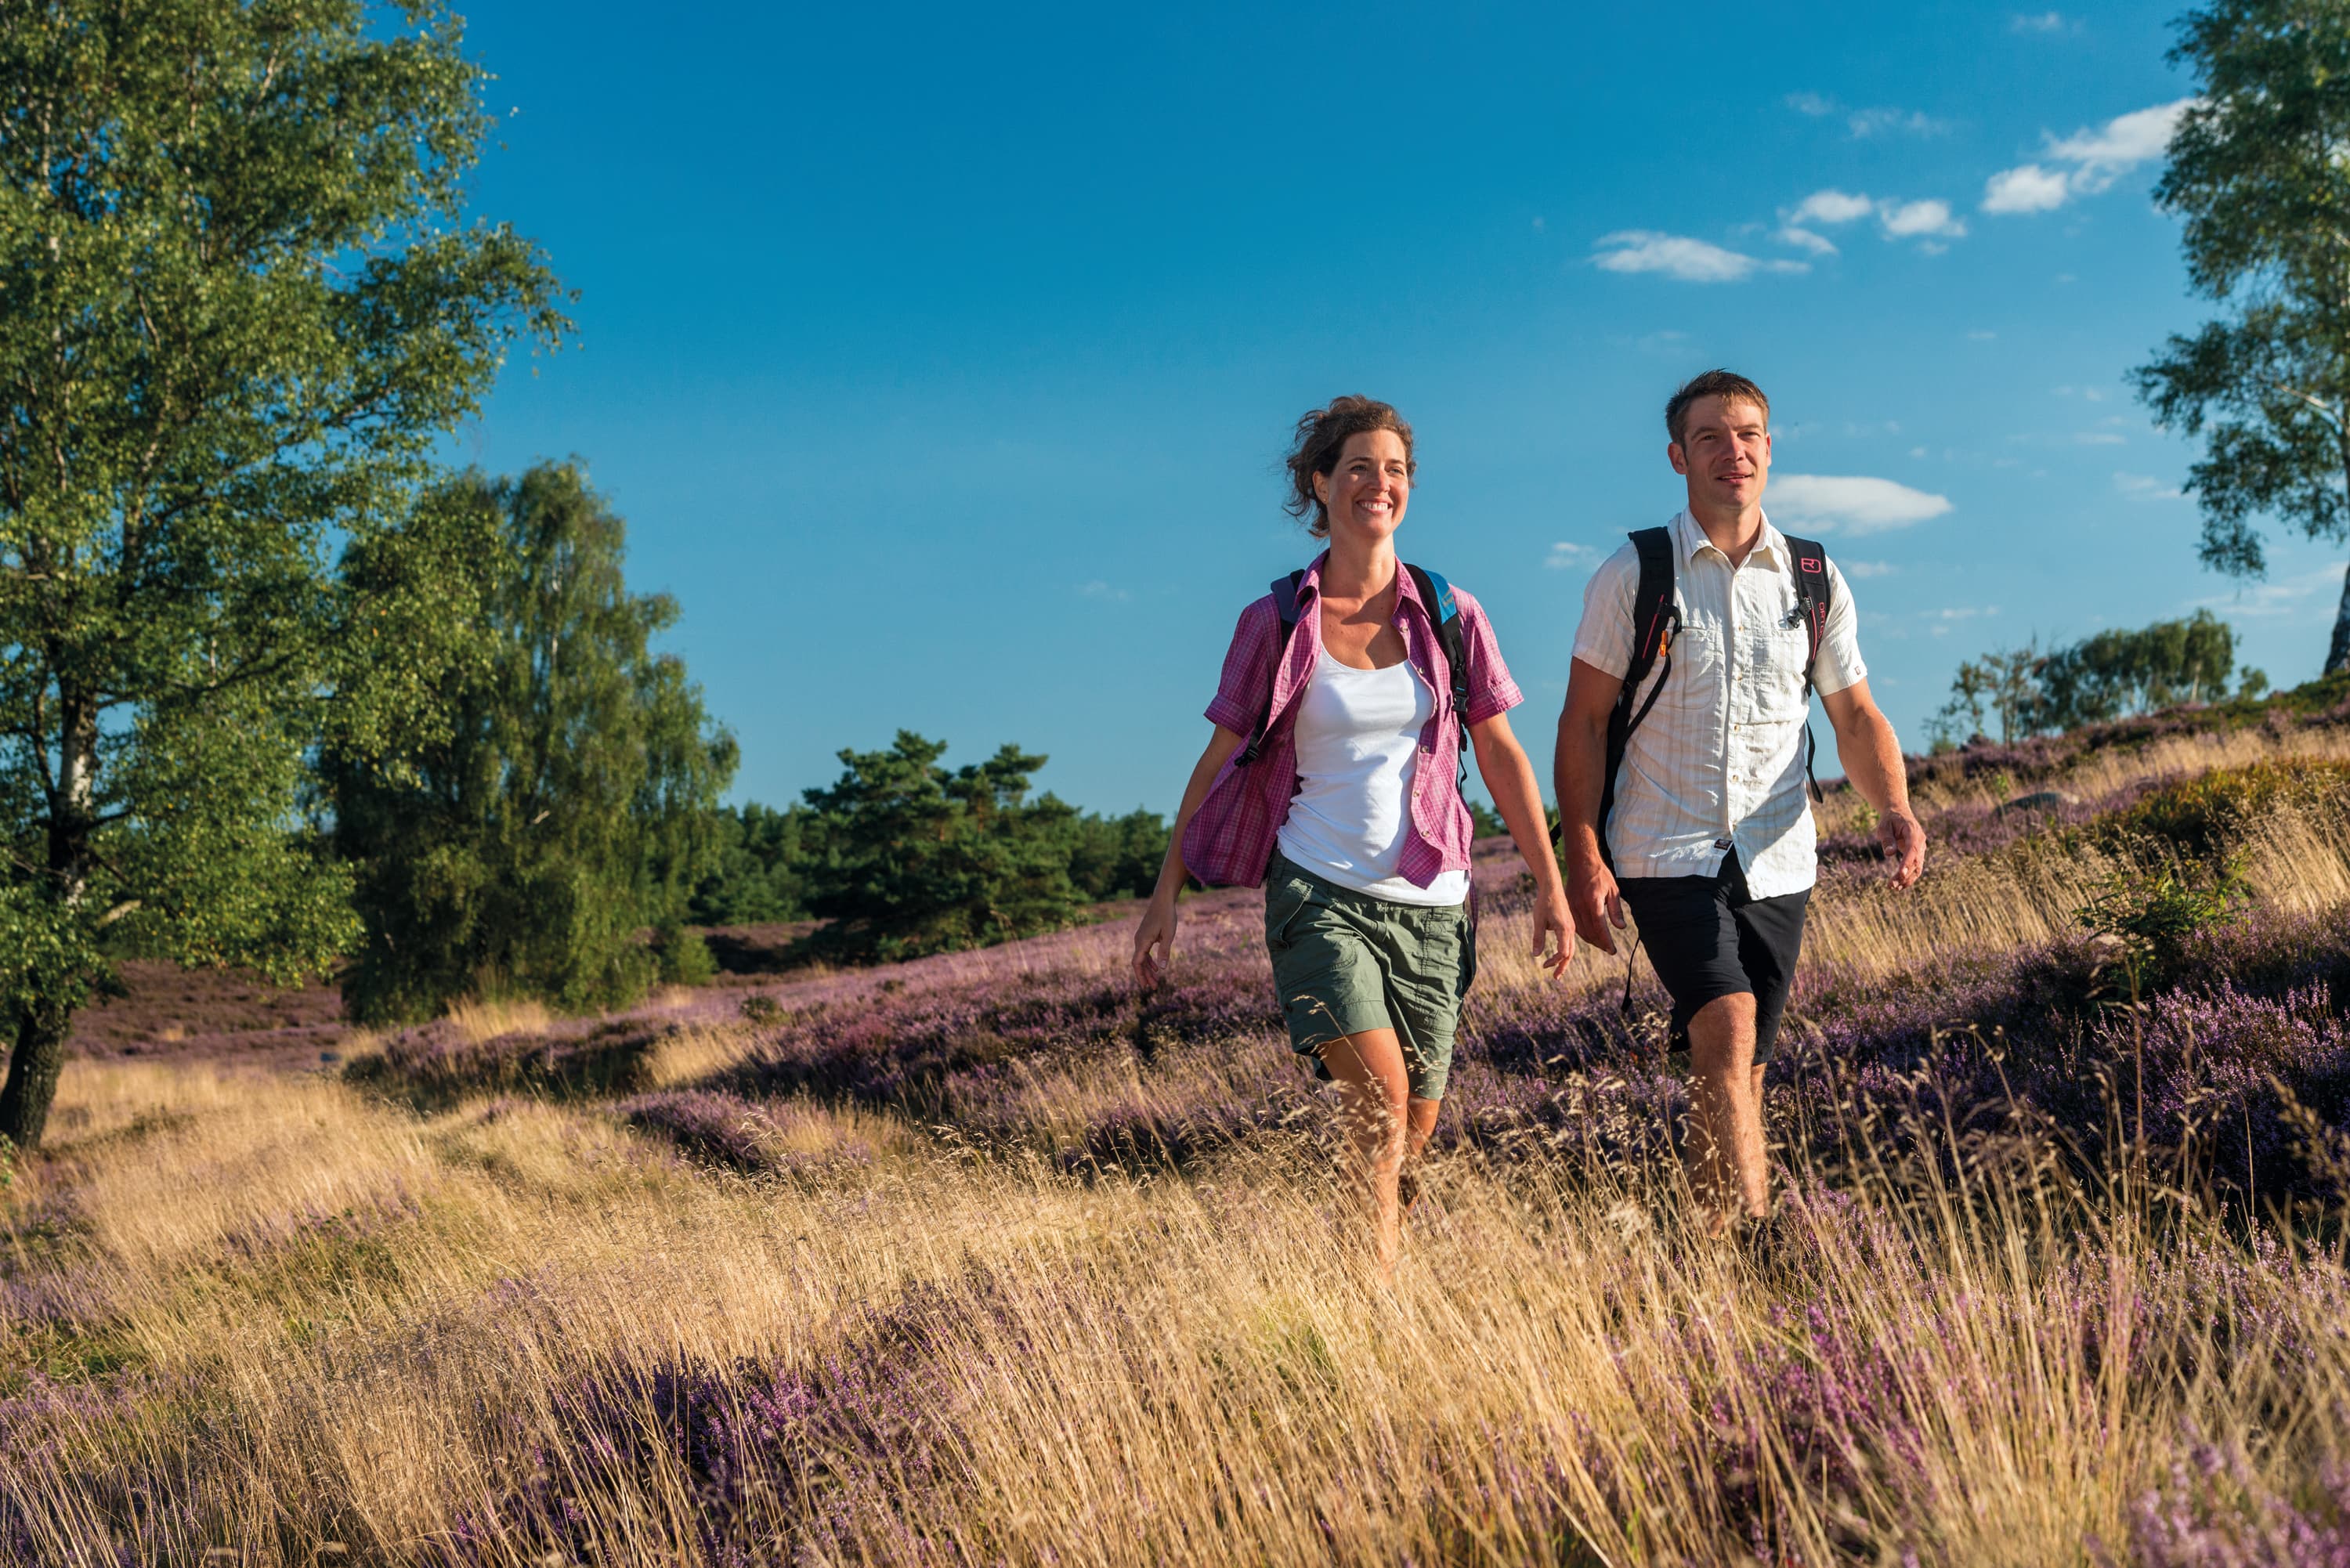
[444,1277,1000,1565]
[343,1016,672,1107]
[2108,760,2350,862]
[64,959,346,1058]
[1907,679,2350,798]
[2110,1438,2350,1568]
[618,1090,874,1177]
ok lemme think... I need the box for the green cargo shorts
[1264,853,1473,1102]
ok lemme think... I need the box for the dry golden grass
[443,995,556,1046]
[1837,719,2350,825]
[3,1049,2344,1564]
[8,733,2350,1562]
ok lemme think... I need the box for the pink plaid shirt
[1180,554,1524,889]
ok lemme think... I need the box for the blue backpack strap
[1403,563,1473,778]
[1235,570,1307,768]
[1782,535,1832,802]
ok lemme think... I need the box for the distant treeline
[689,732,1170,962]
[1933,610,2265,748]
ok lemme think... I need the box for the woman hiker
[1133,396,1574,1274]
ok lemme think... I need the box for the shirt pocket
[1740,620,1813,722]
[1659,622,1723,721]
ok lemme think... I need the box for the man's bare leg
[1684,992,1766,1234]
[1317,1028,1414,1274]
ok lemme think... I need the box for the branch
[2271,382,2347,431]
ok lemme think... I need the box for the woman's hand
[1133,891,1178,989]
[1531,885,1575,978]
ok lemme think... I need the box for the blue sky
[450,0,2347,816]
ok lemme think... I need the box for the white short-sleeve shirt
[1570,509,1866,897]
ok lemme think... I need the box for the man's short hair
[1665,370,1770,446]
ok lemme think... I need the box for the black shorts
[1616,853,1809,1068]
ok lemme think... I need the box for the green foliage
[2075,860,2250,992]
[688,804,812,925]
[797,732,1094,963]
[2106,758,2350,862]
[1466,797,1506,840]
[1933,612,2241,745]
[689,768,1168,945]
[0,0,566,1146]
[1065,807,1173,901]
[2133,0,2350,673]
[652,919,717,988]
[327,464,736,1023]
[2036,611,2237,730]
[1931,645,2044,746]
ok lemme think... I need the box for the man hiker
[1554,369,1926,1237]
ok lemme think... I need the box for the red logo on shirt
[1800,556,1822,573]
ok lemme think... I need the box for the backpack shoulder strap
[1597,527,1682,870]
[1405,562,1474,786]
[1781,535,1831,802]
[1782,535,1831,685]
[1621,526,1679,701]
[1235,571,1308,768]
[1402,562,1469,712]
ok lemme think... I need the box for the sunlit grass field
[6,706,2350,1564]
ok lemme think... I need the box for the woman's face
[1313,429,1412,544]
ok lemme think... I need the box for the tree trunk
[0,692,98,1151]
[0,1004,72,1151]
[2330,558,2350,677]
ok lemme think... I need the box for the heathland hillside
[6,686,2350,1564]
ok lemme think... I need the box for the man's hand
[1879,808,1926,891]
[1133,894,1177,988]
[1567,857,1629,956]
[1531,887,1575,978]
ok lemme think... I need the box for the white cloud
[2193,565,2343,618]
[2011,10,2070,31]
[1790,188,1875,225]
[1879,197,1967,239]
[1777,226,1839,257]
[1929,605,2001,637]
[1784,94,1946,139]
[2114,471,2182,500]
[1981,98,2198,214]
[1592,231,1808,284]
[1968,329,1998,341]
[2074,432,2127,446]
[1842,560,1900,578]
[1770,474,1955,536]
[1849,107,1947,139]
[1077,580,1130,602]
[1982,164,2072,214]
[1545,541,1596,570]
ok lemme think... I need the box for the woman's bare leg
[1316,1028,1413,1274]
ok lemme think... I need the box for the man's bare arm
[1819,678,1925,891]
[1554,657,1629,952]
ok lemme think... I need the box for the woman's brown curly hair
[1282,396,1415,539]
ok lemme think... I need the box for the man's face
[1667,395,1770,512]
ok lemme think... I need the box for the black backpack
[1234,563,1472,775]
[1597,528,1832,869]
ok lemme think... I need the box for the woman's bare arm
[1133,724,1246,987]
[1470,711,1574,978]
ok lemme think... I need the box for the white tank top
[1274,649,1471,907]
